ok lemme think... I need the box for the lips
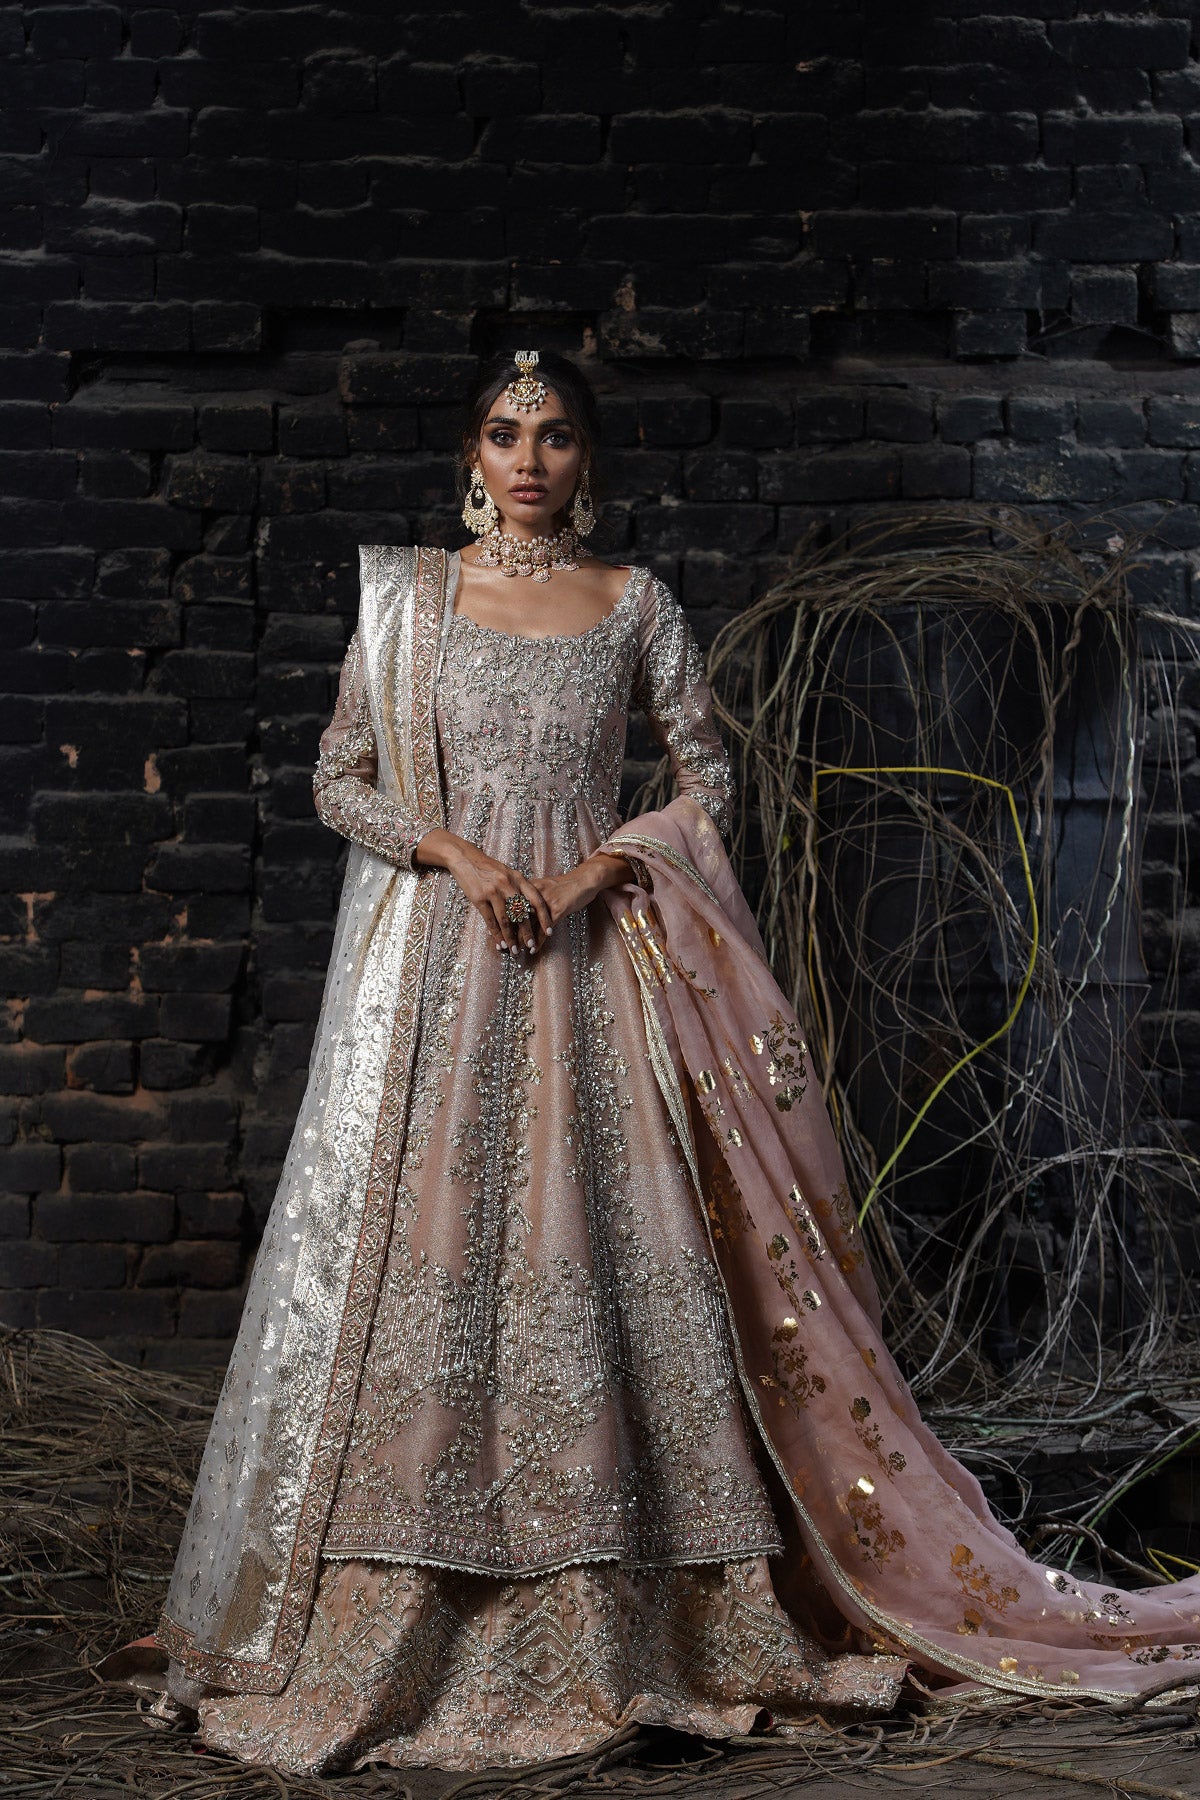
[510,486,547,500]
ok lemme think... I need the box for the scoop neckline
[449,555,640,645]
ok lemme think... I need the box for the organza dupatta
[599,796,1200,1703]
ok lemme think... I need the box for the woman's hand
[414,832,632,953]
[532,851,633,931]
[413,829,552,955]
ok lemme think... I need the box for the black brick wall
[2,2,1199,1364]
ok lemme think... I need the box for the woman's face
[471,387,585,535]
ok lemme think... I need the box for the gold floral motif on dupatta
[845,1485,906,1569]
[950,1543,1021,1635]
[758,1232,828,1415]
[748,1010,809,1111]
[849,1397,906,1480]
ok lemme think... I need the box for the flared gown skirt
[188,777,906,1771]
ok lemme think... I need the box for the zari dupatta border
[602,815,1152,1708]
[155,545,450,1694]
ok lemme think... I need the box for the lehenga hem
[316,1538,787,1578]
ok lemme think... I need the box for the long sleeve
[312,628,428,871]
[627,573,736,839]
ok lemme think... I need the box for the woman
[103,350,1200,1774]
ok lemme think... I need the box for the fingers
[515,874,553,950]
[459,857,557,958]
[482,871,550,957]
[487,892,521,957]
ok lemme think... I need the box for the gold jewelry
[570,468,595,536]
[504,892,532,923]
[505,349,547,413]
[461,468,499,534]
[476,523,579,582]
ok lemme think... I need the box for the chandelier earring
[461,466,499,535]
[570,467,595,537]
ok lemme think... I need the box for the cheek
[547,448,582,487]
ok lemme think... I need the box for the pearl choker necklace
[475,524,580,583]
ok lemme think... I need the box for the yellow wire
[1147,1548,1200,1581]
[808,765,1040,1225]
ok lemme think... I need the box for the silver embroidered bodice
[313,551,734,870]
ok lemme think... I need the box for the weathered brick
[719,398,793,448]
[139,944,245,992]
[37,1287,175,1335]
[139,1142,232,1190]
[36,1192,175,1242]
[30,6,122,58]
[178,1289,246,1337]
[179,1191,245,1237]
[139,1040,216,1089]
[0,1142,61,1190]
[65,1142,136,1190]
[58,1241,129,1286]
[40,1091,161,1143]
[0,1046,64,1095]
[25,996,158,1043]
[638,396,713,446]
[0,1239,58,1286]
[139,1239,243,1287]
[157,994,233,1041]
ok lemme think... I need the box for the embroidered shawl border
[157,546,451,1692]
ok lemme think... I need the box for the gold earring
[461,468,499,535]
[570,468,595,536]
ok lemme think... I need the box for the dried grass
[4,1326,1198,1798]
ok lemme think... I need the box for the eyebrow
[484,413,573,429]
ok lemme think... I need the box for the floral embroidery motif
[951,1543,1020,1622]
[632,577,735,838]
[1129,1641,1200,1665]
[849,1397,906,1480]
[760,1233,828,1414]
[751,1010,809,1111]
[846,1488,906,1569]
[782,1182,825,1262]
[700,1155,754,1249]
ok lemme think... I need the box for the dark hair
[457,350,605,513]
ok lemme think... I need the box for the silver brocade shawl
[157,546,451,1692]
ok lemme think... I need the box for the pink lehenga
[99,545,1200,1775]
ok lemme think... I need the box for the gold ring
[504,893,532,924]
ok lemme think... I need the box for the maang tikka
[505,349,548,412]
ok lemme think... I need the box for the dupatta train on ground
[105,544,1200,1717]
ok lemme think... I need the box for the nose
[514,442,544,475]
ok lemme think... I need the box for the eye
[487,428,515,444]
[542,430,571,447]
